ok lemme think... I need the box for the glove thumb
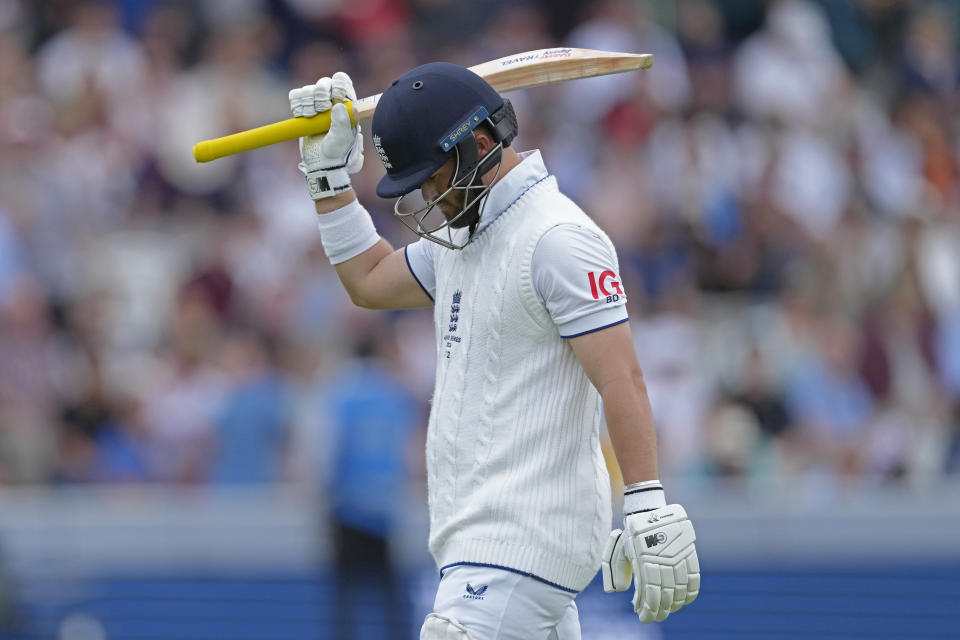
[330,102,353,132]
[320,102,355,160]
[601,529,633,592]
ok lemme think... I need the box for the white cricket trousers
[424,565,581,639]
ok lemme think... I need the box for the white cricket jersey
[405,194,628,336]
[405,150,626,592]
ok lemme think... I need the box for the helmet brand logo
[440,107,490,151]
[449,121,471,144]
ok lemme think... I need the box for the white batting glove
[288,72,364,200]
[602,504,701,623]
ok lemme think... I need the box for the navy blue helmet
[372,62,518,248]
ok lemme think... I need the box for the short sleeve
[531,224,629,338]
[404,238,436,302]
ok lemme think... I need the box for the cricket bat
[192,48,653,163]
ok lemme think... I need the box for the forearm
[314,189,358,213]
[313,195,431,310]
[332,238,396,307]
[313,193,391,307]
[601,373,659,486]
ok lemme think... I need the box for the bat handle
[191,101,356,163]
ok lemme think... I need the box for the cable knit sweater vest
[427,175,612,592]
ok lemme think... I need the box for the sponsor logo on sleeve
[588,270,623,302]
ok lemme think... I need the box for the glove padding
[601,504,700,623]
[288,72,364,200]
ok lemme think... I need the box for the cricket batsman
[289,63,700,638]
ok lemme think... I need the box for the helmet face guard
[393,130,506,250]
[371,60,519,248]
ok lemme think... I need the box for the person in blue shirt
[318,325,422,639]
[209,329,291,484]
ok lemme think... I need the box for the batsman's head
[372,62,518,249]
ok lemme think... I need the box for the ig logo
[588,270,623,302]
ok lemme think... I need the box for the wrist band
[623,480,666,516]
[316,199,380,265]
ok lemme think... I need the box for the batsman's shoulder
[535,222,617,264]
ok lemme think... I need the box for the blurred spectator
[312,323,422,639]
[0,207,25,305]
[90,397,152,482]
[732,0,847,126]
[35,1,146,110]
[645,110,743,244]
[729,347,792,440]
[700,402,767,480]
[900,3,958,98]
[481,2,553,56]
[632,309,714,475]
[677,0,733,113]
[408,0,491,49]
[0,275,60,484]
[769,125,852,242]
[208,328,291,484]
[946,402,960,474]
[785,316,875,476]
[937,307,960,399]
[149,13,287,197]
[566,0,691,116]
[138,286,227,483]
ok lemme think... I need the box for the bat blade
[470,47,653,94]
[192,48,653,163]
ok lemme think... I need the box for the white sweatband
[315,199,380,265]
[623,480,666,517]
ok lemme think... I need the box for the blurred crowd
[0,0,958,506]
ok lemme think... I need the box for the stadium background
[0,0,958,638]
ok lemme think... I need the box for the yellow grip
[192,102,356,163]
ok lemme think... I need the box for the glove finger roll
[671,561,688,611]
[290,85,316,117]
[644,584,661,615]
[638,603,655,624]
[672,585,687,612]
[313,76,332,114]
[686,561,701,604]
[331,71,357,102]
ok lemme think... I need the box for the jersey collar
[472,150,548,237]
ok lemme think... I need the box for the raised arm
[291,74,432,310]
[315,193,431,309]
